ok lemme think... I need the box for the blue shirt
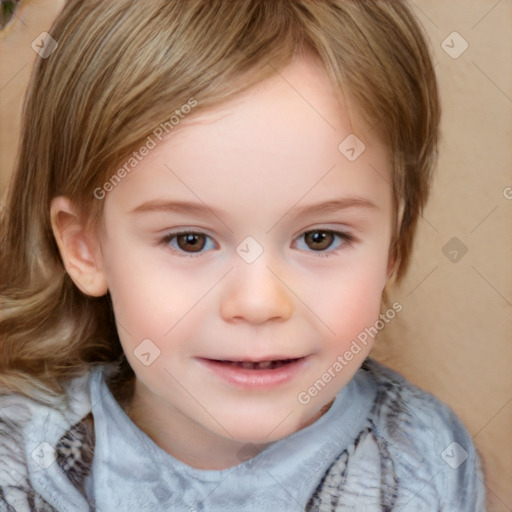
[0,359,486,511]
[84,359,486,511]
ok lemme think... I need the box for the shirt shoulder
[308,358,486,511]
[0,371,95,512]
[363,358,486,510]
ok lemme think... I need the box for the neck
[123,381,335,470]
[125,385,268,469]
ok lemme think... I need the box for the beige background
[1,1,511,510]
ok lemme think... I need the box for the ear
[50,196,108,297]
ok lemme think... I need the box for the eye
[162,231,216,254]
[294,229,353,253]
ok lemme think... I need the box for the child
[0,0,486,510]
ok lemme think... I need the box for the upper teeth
[240,361,274,369]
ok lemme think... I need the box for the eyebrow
[288,197,378,218]
[130,199,222,217]
[264,197,378,232]
[130,197,378,220]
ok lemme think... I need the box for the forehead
[103,54,391,220]
[170,54,368,168]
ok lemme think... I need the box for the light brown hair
[0,0,440,401]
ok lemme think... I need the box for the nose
[220,259,294,325]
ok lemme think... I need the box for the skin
[51,54,394,470]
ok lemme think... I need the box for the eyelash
[159,229,355,257]
[159,230,216,258]
[297,230,355,258]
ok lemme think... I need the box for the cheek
[315,259,387,344]
[100,239,166,336]
[101,241,214,345]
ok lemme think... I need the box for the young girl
[0,1,485,510]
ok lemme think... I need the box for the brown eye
[176,233,207,252]
[304,230,335,251]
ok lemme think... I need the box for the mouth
[197,356,309,388]
[204,358,303,370]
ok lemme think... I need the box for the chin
[216,408,312,445]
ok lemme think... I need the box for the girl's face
[95,55,393,468]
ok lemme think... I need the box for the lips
[205,358,301,370]
[198,356,309,388]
